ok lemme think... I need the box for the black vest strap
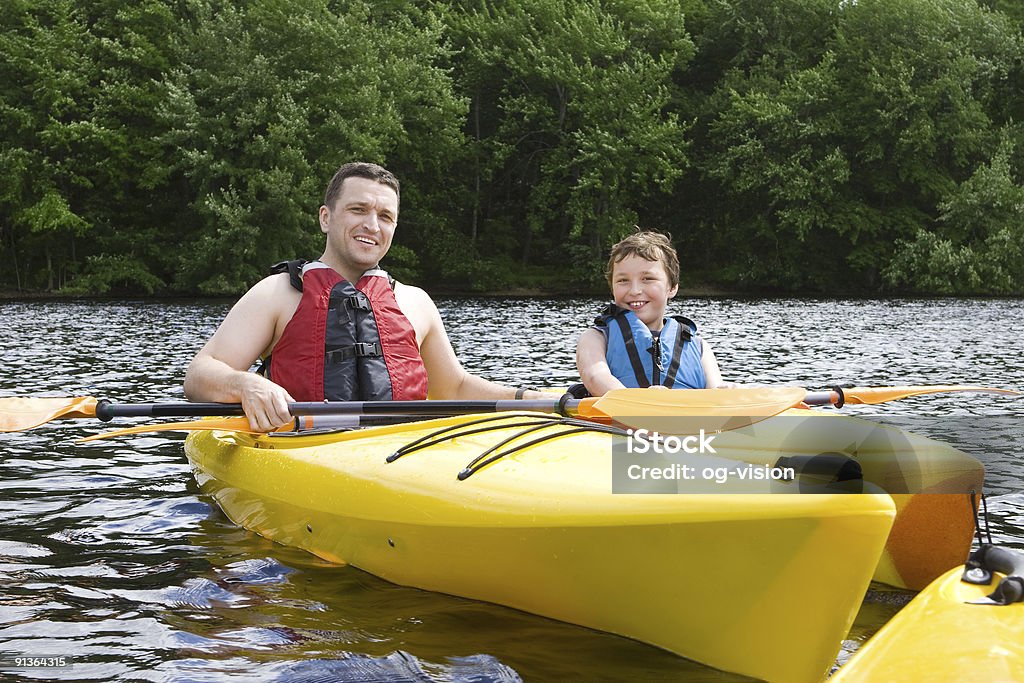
[592,302,621,327]
[608,309,651,388]
[270,259,307,292]
[649,333,662,385]
[662,319,692,389]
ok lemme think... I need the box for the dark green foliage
[446,0,694,272]
[682,0,1024,292]
[885,132,1024,294]
[152,0,466,293]
[0,0,181,292]
[1,0,1023,295]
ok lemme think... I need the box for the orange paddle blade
[0,396,99,432]
[841,385,1022,405]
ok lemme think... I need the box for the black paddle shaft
[93,399,568,421]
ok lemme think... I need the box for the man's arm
[183,274,296,430]
[400,285,545,400]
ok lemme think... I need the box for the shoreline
[1,287,1020,301]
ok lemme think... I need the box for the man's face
[319,176,399,275]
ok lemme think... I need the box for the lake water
[0,297,1021,682]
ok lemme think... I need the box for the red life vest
[267,261,428,402]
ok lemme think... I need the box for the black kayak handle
[963,544,1024,605]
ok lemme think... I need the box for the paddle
[77,413,448,442]
[2,385,1018,438]
[801,385,1021,407]
[75,387,809,441]
[1,387,806,433]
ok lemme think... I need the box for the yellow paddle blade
[78,416,262,442]
[589,387,808,417]
[0,396,99,432]
[842,385,1022,405]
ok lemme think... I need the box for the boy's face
[611,254,678,330]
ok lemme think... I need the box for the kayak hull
[185,413,896,683]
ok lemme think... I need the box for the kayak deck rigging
[382,412,630,479]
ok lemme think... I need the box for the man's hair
[605,230,680,289]
[323,162,400,209]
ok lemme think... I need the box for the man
[184,162,543,431]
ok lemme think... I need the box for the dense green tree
[683,0,1022,291]
[680,0,846,288]
[2,0,1023,295]
[886,131,1024,294]
[446,0,695,287]
[1,0,97,291]
[0,0,178,293]
[830,0,1018,282]
[154,0,465,293]
[693,56,850,288]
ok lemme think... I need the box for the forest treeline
[3,0,1024,296]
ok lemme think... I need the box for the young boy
[575,231,729,396]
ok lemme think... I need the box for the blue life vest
[594,304,706,389]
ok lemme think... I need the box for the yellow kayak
[833,545,1024,682]
[185,411,896,683]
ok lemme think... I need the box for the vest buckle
[325,342,383,363]
[353,342,382,357]
[347,294,371,311]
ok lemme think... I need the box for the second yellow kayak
[833,545,1024,682]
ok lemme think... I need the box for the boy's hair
[323,162,400,209]
[605,230,680,289]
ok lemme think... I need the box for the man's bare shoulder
[224,273,300,333]
[393,281,437,308]
[240,272,299,305]
[249,271,295,293]
[393,282,440,344]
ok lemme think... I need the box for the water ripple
[0,297,1021,681]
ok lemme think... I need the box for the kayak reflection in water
[183,161,547,432]
[575,230,734,396]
